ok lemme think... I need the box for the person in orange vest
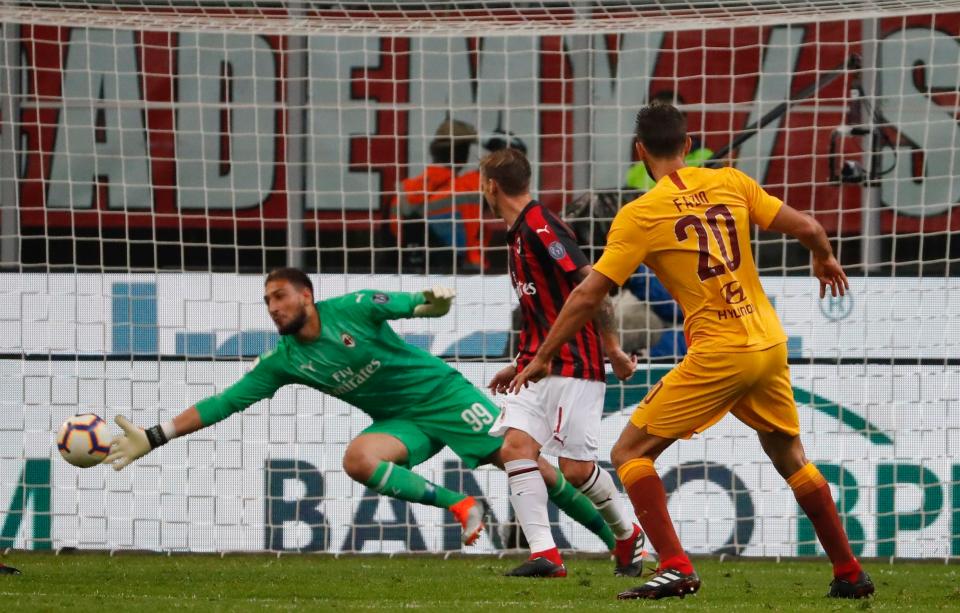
[391,119,487,273]
[460,129,528,271]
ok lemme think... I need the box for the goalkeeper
[106,267,631,560]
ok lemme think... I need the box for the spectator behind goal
[389,119,487,273]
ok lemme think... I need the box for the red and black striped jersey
[507,201,605,381]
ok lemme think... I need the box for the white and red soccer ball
[57,413,111,468]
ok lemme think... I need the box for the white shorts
[489,376,605,461]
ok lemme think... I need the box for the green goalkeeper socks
[365,460,615,549]
[547,467,617,550]
[366,461,467,509]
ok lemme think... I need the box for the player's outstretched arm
[105,407,205,471]
[106,352,287,471]
[413,286,456,317]
[767,204,850,298]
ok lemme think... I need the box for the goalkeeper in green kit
[106,267,642,567]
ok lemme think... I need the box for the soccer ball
[57,413,111,468]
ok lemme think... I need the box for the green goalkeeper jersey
[194,290,469,426]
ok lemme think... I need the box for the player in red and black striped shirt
[481,148,645,579]
[506,197,605,381]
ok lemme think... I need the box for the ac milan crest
[341,332,356,347]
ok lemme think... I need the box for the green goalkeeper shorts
[360,381,503,469]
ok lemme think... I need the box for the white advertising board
[1,360,958,558]
[1,273,958,359]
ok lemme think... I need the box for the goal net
[1,0,959,559]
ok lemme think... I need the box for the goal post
[1,1,959,558]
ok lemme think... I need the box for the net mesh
[3,1,960,35]
[0,1,958,558]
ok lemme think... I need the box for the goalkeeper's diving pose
[106,267,640,569]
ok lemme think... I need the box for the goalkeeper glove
[105,415,170,471]
[414,286,456,317]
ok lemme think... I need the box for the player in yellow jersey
[509,102,874,601]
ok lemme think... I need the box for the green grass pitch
[0,552,957,611]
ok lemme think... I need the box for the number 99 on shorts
[460,402,495,432]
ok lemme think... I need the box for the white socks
[505,459,555,553]
[579,464,635,540]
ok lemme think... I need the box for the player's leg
[758,432,873,598]
[498,426,566,575]
[734,344,873,598]
[383,388,535,549]
[397,384,604,552]
[540,377,644,576]
[558,457,645,576]
[344,423,469,511]
[485,447,618,554]
[485,381,566,576]
[426,382,613,572]
[611,353,748,599]
[610,422,698,595]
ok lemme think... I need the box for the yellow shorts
[630,342,799,439]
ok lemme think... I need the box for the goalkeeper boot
[827,571,875,599]
[617,567,701,600]
[613,524,648,577]
[505,549,567,578]
[450,496,486,546]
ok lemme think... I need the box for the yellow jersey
[594,166,787,354]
